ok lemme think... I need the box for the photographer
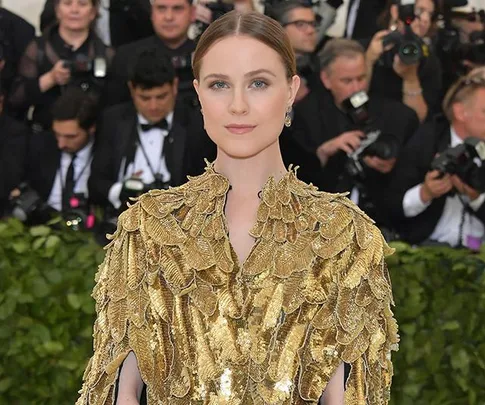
[11,88,97,227]
[289,38,419,230]
[8,0,114,132]
[268,0,320,100]
[0,79,30,218]
[104,0,196,110]
[388,72,485,248]
[89,48,212,217]
[40,0,154,47]
[435,3,485,93]
[0,8,35,98]
[365,0,442,121]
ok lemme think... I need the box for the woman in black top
[8,0,114,132]
[364,0,442,122]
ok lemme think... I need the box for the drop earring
[284,107,292,127]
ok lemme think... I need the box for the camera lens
[399,41,422,65]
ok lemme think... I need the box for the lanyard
[135,129,170,181]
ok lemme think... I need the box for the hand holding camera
[316,130,365,165]
[50,60,72,86]
[420,170,453,203]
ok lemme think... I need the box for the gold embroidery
[77,163,399,405]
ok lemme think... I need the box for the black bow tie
[140,119,168,132]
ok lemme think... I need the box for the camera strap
[135,129,172,182]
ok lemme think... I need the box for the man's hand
[366,30,393,65]
[393,54,419,81]
[451,175,481,201]
[363,156,397,174]
[316,130,365,165]
[420,170,453,203]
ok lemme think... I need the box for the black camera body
[431,137,485,193]
[64,193,96,231]
[341,91,400,177]
[382,27,427,65]
[10,183,54,224]
[63,56,107,78]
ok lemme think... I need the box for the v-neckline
[213,166,293,271]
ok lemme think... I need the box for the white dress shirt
[108,112,174,209]
[346,0,361,38]
[402,127,485,247]
[47,140,94,212]
[97,0,111,46]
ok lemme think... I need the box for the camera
[63,56,107,78]
[431,137,485,193]
[9,183,55,224]
[381,0,429,65]
[64,193,96,231]
[341,91,400,177]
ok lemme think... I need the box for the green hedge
[0,219,484,404]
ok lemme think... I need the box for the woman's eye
[210,81,228,90]
[252,80,268,89]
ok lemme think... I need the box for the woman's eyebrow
[203,69,276,81]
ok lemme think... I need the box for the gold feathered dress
[77,164,399,405]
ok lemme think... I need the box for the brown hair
[54,0,99,7]
[442,73,485,121]
[192,10,296,81]
[318,38,365,73]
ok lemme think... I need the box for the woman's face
[56,0,97,32]
[194,35,299,160]
[411,0,434,37]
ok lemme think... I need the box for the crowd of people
[1,0,485,249]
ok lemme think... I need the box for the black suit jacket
[26,130,61,201]
[89,102,214,209]
[289,84,419,227]
[104,36,196,108]
[40,0,153,47]
[344,0,386,40]
[387,115,485,244]
[0,115,30,215]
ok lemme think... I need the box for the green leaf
[0,377,13,393]
[67,293,82,310]
[11,241,29,254]
[43,341,64,354]
[29,225,51,237]
[442,321,460,331]
[32,236,47,250]
[30,276,51,298]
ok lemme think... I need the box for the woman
[365,0,441,122]
[77,10,399,405]
[8,0,114,132]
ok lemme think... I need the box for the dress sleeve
[76,202,172,404]
[8,39,44,112]
[301,199,399,404]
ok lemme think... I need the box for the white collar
[137,111,174,129]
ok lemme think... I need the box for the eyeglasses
[283,18,320,31]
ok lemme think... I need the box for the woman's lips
[225,125,257,134]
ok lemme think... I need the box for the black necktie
[140,119,168,132]
[63,154,76,211]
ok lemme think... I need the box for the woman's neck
[214,141,287,197]
[58,26,90,50]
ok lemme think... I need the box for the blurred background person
[40,0,154,47]
[8,0,114,133]
[365,0,442,121]
[0,7,35,99]
[104,0,197,112]
[9,88,98,227]
[89,48,214,236]
[387,71,485,248]
[0,77,30,218]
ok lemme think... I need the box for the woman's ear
[193,79,200,96]
[288,75,301,106]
